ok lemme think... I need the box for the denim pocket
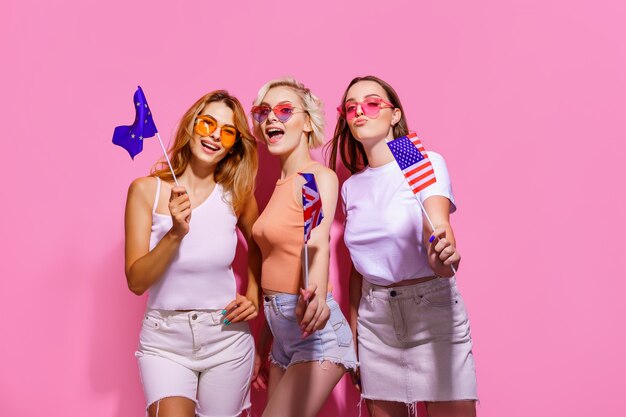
[421,286,460,308]
[329,304,352,347]
[138,314,164,353]
[277,303,298,322]
[141,312,167,331]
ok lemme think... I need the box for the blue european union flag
[112,86,158,159]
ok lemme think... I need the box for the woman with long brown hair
[124,90,261,417]
[329,76,478,417]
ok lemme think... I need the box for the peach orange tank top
[252,162,332,294]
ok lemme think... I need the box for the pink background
[2,0,625,416]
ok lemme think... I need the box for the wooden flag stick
[303,241,309,290]
[156,132,180,186]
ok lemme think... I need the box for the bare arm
[297,168,338,335]
[349,263,363,390]
[223,197,262,323]
[422,196,461,277]
[348,263,362,348]
[304,168,337,298]
[124,177,190,295]
[240,197,262,311]
[251,319,273,390]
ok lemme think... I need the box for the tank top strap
[152,176,162,214]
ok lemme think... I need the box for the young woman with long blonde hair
[125,90,261,417]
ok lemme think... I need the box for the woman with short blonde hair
[250,77,357,417]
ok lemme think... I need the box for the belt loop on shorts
[367,286,374,303]
[265,295,279,315]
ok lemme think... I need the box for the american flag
[299,173,324,243]
[387,133,437,194]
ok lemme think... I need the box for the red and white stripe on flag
[300,173,324,243]
[403,133,436,194]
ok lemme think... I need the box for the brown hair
[151,90,258,215]
[326,76,409,174]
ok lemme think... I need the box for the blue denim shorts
[263,293,357,371]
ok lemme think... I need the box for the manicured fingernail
[429,235,435,243]
[224,319,230,325]
[221,310,227,315]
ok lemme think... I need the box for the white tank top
[147,177,238,310]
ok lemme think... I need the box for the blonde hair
[151,90,258,215]
[253,77,325,148]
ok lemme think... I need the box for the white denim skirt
[357,278,478,404]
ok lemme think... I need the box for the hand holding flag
[112,86,179,185]
[298,172,324,291]
[297,172,329,338]
[387,133,457,274]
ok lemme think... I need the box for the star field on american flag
[112,86,158,159]
[387,133,437,194]
[299,173,324,243]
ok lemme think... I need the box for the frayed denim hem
[146,397,252,417]
[268,353,288,370]
[269,355,357,373]
[357,396,420,417]
[358,395,479,417]
[146,395,198,417]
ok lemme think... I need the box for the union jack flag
[387,133,436,194]
[299,173,324,243]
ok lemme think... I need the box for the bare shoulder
[127,176,158,207]
[310,164,338,186]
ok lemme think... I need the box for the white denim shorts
[135,309,254,417]
[358,278,478,404]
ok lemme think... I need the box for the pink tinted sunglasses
[337,97,394,121]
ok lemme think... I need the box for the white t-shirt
[342,151,456,286]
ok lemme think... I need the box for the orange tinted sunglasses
[194,115,239,148]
